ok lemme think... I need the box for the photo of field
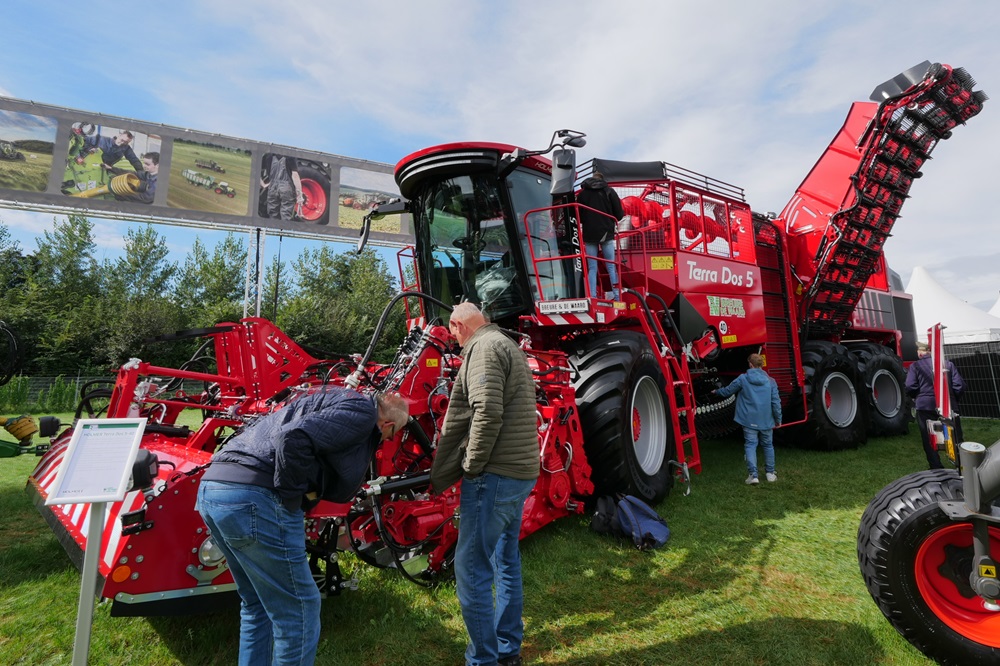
[167,139,252,216]
[0,110,57,192]
[338,166,403,234]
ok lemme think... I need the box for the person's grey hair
[376,392,409,428]
[450,302,483,323]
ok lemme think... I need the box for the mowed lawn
[2,417,999,665]
[166,142,252,216]
[0,151,52,192]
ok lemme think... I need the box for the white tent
[989,294,1000,319]
[905,266,1000,343]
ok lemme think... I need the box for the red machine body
[25,61,985,616]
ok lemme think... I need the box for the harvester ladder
[752,217,803,408]
[627,290,701,475]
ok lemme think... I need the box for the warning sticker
[980,564,997,578]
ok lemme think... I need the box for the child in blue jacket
[714,353,782,485]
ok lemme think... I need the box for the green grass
[2,417,999,665]
[0,151,52,192]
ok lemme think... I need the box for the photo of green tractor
[167,139,251,215]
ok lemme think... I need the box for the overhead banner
[0,96,412,247]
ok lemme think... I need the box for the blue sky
[1,0,999,311]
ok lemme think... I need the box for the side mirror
[550,147,577,196]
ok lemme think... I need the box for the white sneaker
[766,472,777,483]
[745,475,759,485]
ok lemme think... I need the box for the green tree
[282,248,403,361]
[174,233,247,327]
[93,225,186,368]
[15,215,105,373]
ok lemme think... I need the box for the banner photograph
[0,109,57,193]
[0,96,412,246]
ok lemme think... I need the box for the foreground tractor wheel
[570,332,674,504]
[849,342,908,436]
[795,341,868,450]
[858,470,1000,665]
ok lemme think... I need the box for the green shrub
[0,376,29,412]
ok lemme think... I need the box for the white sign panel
[46,418,146,505]
[538,299,589,314]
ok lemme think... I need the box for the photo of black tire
[858,469,1000,665]
[257,157,331,226]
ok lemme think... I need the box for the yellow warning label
[981,564,997,578]
[651,256,674,270]
[426,358,439,368]
[722,335,738,344]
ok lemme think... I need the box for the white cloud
[1,0,998,306]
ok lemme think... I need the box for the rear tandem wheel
[795,340,868,450]
[849,342,908,436]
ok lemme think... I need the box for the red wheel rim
[300,179,327,221]
[914,522,1000,647]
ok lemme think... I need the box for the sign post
[44,418,147,666]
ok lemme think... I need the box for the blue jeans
[197,480,320,666]
[455,473,536,666]
[743,427,775,478]
[585,239,618,298]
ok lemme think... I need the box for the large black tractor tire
[858,470,1000,665]
[297,163,331,226]
[849,342,909,436]
[568,331,674,504]
[794,340,868,450]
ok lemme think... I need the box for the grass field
[166,141,252,216]
[2,418,999,665]
[336,201,405,234]
[0,152,52,192]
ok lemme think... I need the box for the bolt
[135,555,144,563]
[119,556,128,564]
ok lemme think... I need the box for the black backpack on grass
[590,494,670,550]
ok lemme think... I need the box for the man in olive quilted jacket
[431,302,538,666]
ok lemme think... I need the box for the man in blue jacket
[713,353,782,485]
[196,387,408,666]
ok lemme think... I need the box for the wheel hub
[916,523,1000,647]
[630,375,667,476]
[821,371,857,427]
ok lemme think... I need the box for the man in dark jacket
[76,130,144,172]
[576,171,624,299]
[906,340,965,469]
[196,387,408,665]
[714,353,782,485]
[431,302,538,666]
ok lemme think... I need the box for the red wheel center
[300,180,327,220]
[915,523,1000,648]
[632,407,641,442]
